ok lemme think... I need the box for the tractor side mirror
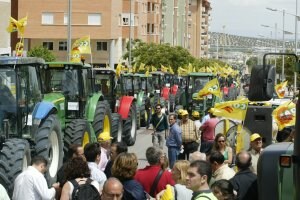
[248,65,275,101]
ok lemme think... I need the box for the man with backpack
[150,104,169,149]
[84,143,107,189]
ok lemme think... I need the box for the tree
[123,41,195,72]
[27,46,56,62]
[246,56,258,72]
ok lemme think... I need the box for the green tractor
[93,68,137,146]
[0,57,63,195]
[135,73,153,127]
[39,62,112,155]
[177,72,219,116]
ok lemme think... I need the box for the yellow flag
[169,66,174,74]
[6,17,19,33]
[17,16,28,35]
[72,35,91,54]
[70,49,81,63]
[115,63,122,78]
[151,66,157,72]
[161,64,168,73]
[211,98,249,121]
[275,81,288,98]
[145,70,149,77]
[160,184,174,200]
[139,63,145,71]
[198,78,221,97]
[272,101,295,130]
[188,63,193,73]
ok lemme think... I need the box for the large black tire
[123,103,137,146]
[111,113,123,143]
[136,105,141,130]
[64,119,92,155]
[0,139,31,196]
[169,94,175,113]
[140,97,148,127]
[35,114,63,185]
[92,101,112,141]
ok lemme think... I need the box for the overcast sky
[210,0,299,40]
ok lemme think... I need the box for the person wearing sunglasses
[150,104,169,149]
[211,133,233,165]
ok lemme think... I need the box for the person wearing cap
[178,110,199,160]
[248,133,263,174]
[192,111,202,144]
[98,133,113,171]
[200,108,219,154]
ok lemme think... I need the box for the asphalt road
[128,127,168,169]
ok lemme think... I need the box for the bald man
[101,178,124,200]
[189,151,206,162]
[229,151,258,200]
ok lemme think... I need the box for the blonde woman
[212,133,233,165]
[156,160,193,200]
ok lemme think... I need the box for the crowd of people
[0,102,294,200]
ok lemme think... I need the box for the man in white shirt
[0,184,10,200]
[12,156,60,200]
[84,143,107,189]
[209,151,235,182]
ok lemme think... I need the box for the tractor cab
[93,68,117,111]
[41,62,94,121]
[0,57,64,196]
[0,57,43,138]
[180,72,216,116]
[93,68,137,145]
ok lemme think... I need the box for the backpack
[70,178,100,200]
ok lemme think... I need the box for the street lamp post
[267,6,300,91]
[67,0,72,61]
[129,0,132,68]
[266,7,286,81]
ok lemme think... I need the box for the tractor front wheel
[0,139,31,196]
[64,119,92,155]
[92,101,112,141]
[111,113,123,143]
[123,103,137,146]
[35,114,63,185]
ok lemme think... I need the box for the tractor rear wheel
[35,114,63,185]
[140,98,148,127]
[123,103,137,146]
[64,119,92,155]
[92,101,112,141]
[0,139,31,196]
[136,105,141,130]
[111,113,123,143]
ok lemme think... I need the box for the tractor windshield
[190,77,210,93]
[94,74,112,96]
[0,69,17,131]
[41,69,79,96]
[133,76,140,93]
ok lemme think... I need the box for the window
[120,13,135,26]
[64,13,68,25]
[147,23,154,34]
[59,41,67,51]
[88,13,101,25]
[42,13,54,24]
[97,42,108,51]
[43,42,53,50]
[147,2,151,12]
